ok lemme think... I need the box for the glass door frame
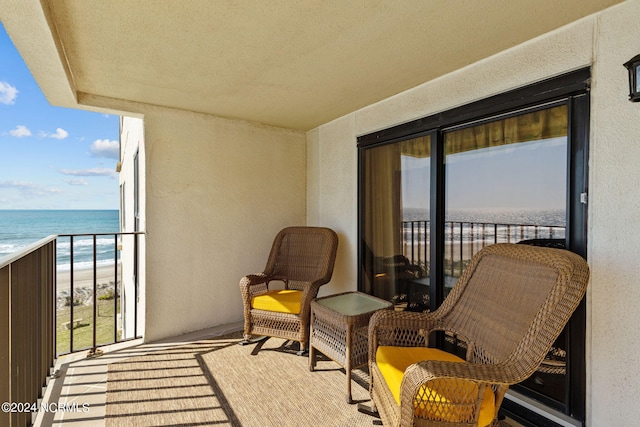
[357,68,590,425]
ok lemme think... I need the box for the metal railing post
[114,235,119,343]
[91,235,98,353]
[69,236,74,354]
[134,232,139,339]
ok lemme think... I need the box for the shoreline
[56,263,121,294]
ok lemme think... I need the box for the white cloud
[9,125,31,137]
[40,128,69,139]
[50,128,69,139]
[90,139,119,160]
[0,180,62,196]
[0,82,18,105]
[59,168,117,178]
[66,179,89,186]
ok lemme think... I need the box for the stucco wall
[588,1,640,424]
[307,116,358,297]
[142,107,306,342]
[307,1,639,425]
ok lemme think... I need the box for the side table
[309,291,393,403]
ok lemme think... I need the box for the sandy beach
[56,263,121,293]
[55,264,122,308]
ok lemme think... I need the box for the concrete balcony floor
[34,322,523,427]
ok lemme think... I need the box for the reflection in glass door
[359,70,590,424]
[444,104,570,409]
[361,135,431,311]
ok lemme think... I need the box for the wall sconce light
[624,54,640,102]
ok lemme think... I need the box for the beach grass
[55,264,123,355]
[56,298,121,355]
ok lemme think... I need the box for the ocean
[1,208,565,270]
[0,210,120,270]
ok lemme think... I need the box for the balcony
[3,233,530,427]
[36,327,526,427]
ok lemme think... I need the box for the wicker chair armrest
[298,280,326,318]
[239,273,270,301]
[405,360,514,389]
[369,310,440,362]
[399,360,512,426]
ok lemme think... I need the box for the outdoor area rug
[104,331,377,426]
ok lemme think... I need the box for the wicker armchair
[239,226,338,353]
[368,243,589,427]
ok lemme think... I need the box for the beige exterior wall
[588,2,640,425]
[307,116,359,297]
[307,1,639,425]
[140,107,307,342]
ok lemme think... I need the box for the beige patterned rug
[105,331,377,426]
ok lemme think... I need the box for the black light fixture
[624,54,640,102]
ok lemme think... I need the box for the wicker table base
[309,292,393,403]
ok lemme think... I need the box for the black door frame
[357,68,590,425]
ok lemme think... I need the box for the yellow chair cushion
[251,290,303,314]
[376,346,495,427]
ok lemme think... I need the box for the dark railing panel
[57,232,143,356]
[0,237,56,427]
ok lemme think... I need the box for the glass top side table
[309,291,393,403]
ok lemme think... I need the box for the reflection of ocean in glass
[402,207,566,248]
[404,207,565,226]
[0,210,120,270]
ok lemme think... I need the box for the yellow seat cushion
[251,290,303,314]
[376,346,495,427]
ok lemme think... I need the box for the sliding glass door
[358,69,589,425]
[443,104,574,410]
[361,135,431,312]
[443,105,568,299]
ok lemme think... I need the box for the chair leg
[238,333,251,345]
[357,402,379,418]
[238,335,268,346]
[296,342,308,356]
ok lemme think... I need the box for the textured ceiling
[2,0,625,130]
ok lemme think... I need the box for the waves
[0,210,120,269]
[55,236,120,271]
[1,235,121,271]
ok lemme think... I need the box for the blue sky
[0,24,119,210]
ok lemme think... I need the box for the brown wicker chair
[239,226,338,353]
[368,243,589,426]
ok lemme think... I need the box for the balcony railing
[56,232,144,356]
[1,237,56,427]
[402,220,566,277]
[0,232,143,427]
